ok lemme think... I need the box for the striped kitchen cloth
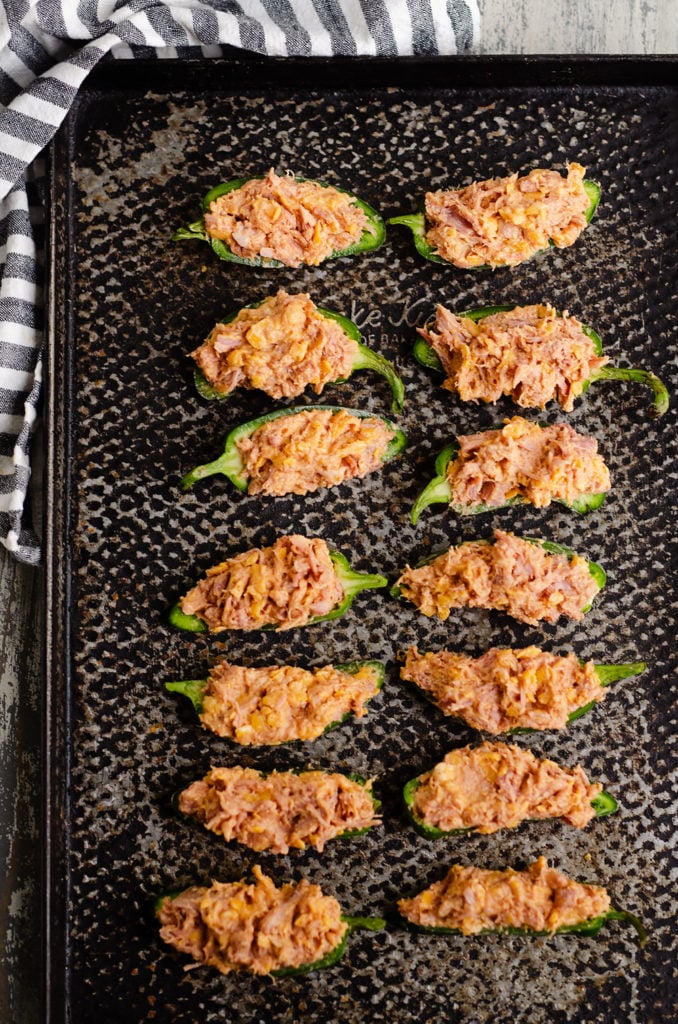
[0,0,479,564]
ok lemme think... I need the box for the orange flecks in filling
[424,163,590,268]
[398,857,611,935]
[191,290,359,399]
[445,416,610,510]
[401,645,605,733]
[204,169,372,267]
[179,535,344,633]
[411,740,602,834]
[237,408,395,497]
[198,661,381,744]
[396,529,599,626]
[158,866,347,975]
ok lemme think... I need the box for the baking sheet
[45,55,677,1024]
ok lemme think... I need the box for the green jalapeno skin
[154,891,386,976]
[165,659,386,740]
[180,405,407,493]
[270,915,387,976]
[390,535,605,612]
[169,551,388,634]
[172,770,381,842]
[194,303,405,414]
[402,776,617,840]
[411,433,608,524]
[174,176,386,267]
[404,659,646,732]
[389,178,600,267]
[397,907,646,945]
[413,303,669,418]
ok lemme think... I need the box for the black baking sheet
[45,55,677,1024]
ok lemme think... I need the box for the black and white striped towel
[0,0,478,565]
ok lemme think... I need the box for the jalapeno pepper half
[165,658,385,741]
[410,429,608,524]
[169,550,388,634]
[194,303,405,414]
[391,535,606,612]
[173,769,381,846]
[174,176,386,267]
[180,405,407,494]
[403,656,646,733]
[154,891,386,976]
[402,776,618,840]
[396,906,646,945]
[388,179,600,267]
[413,303,669,418]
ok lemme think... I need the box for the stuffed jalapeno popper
[157,865,385,976]
[166,658,384,745]
[170,535,387,634]
[403,740,616,838]
[174,169,385,268]
[192,290,404,412]
[390,163,599,268]
[401,646,646,733]
[175,767,380,853]
[397,857,645,943]
[181,406,406,496]
[393,529,604,627]
[411,416,610,523]
[414,302,668,417]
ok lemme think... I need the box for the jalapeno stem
[589,366,669,418]
[332,553,388,599]
[342,915,387,931]
[168,605,207,633]
[165,679,208,712]
[560,661,646,724]
[180,447,246,492]
[591,791,618,817]
[411,475,452,524]
[604,908,647,946]
[593,661,646,686]
[352,343,405,413]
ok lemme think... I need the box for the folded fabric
[0,1,478,564]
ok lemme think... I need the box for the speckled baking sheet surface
[46,57,677,1024]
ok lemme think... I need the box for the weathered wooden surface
[0,5,673,1021]
[0,551,42,1024]
[478,0,677,54]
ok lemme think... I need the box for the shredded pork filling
[179,535,344,632]
[191,290,359,399]
[398,857,611,935]
[418,303,609,411]
[158,866,347,975]
[204,169,372,267]
[237,408,396,496]
[199,661,381,744]
[425,163,590,268]
[178,766,379,853]
[402,646,605,733]
[446,416,610,509]
[411,740,602,833]
[396,528,599,626]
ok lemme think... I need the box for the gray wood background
[1,3,675,1021]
